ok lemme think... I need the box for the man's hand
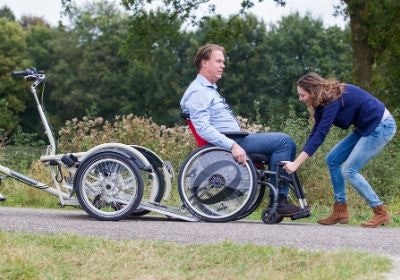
[231,143,247,165]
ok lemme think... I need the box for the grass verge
[0,231,392,280]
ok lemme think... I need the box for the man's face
[201,50,225,83]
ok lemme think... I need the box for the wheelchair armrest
[222,131,249,139]
[180,112,190,120]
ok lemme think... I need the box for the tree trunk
[346,0,374,90]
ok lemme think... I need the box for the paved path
[1,206,399,278]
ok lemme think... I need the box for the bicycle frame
[0,73,80,205]
[0,71,172,208]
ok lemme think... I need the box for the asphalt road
[1,206,399,257]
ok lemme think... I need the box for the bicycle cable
[55,165,63,183]
[40,80,46,110]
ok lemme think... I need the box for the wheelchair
[178,113,311,223]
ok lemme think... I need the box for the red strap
[186,120,208,147]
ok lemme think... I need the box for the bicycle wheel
[131,166,165,216]
[178,146,257,222]
[74,151,143,221]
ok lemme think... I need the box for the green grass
[0,231,392,280]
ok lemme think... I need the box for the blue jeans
[234,132,296,197]
[325,116,397,207]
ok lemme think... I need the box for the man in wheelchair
[180,43,301,218]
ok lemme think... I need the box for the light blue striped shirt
[180,74,240,149]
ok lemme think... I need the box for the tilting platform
[139,201,200,222]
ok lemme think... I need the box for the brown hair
[297,72,344,107]
[194,44,225,71]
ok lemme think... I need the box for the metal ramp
[139,201,200,222]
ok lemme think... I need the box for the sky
[0,0,347,29]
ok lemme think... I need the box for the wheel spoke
[75,152,143,221]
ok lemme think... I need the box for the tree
[0,5,15,21]
[258,13,352,124]
[48,1,131,127]
[120,10,191,124]
[0,18,31,143]
[337,0,400,106]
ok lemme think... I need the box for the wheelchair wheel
[74,151,144,221]
[131,166,165,216]
[178,146,258,222]
[261,208,283,224]
[234,184,266,220]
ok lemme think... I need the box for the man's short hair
[194,44,225,71]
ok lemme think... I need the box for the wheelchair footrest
[290,207,311,220]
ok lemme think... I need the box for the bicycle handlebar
[11,68,45,78]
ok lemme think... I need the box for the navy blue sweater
[303,84,385,156]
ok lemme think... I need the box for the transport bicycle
[0,68,171,221]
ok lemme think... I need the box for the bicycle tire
[74,151,143,221]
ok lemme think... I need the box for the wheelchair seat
[179,112,270,165]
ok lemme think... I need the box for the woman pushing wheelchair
[283,72,396,228]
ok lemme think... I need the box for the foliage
[120,9,190,125]
[58,114,194,168]
[0,5,15,21]
[47,1,131,129]
[0,18,31,144]
[256,13,352,126]
[337,0,400,108]
[9,126,45,146]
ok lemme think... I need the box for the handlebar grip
[11,70,29,77]
[11,68,44,77]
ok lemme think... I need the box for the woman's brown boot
[361,205,390,228]
[317,202,349,225]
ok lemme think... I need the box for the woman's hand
[281,151,310,174]
[281,161,299,174]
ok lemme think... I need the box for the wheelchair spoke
[179,147,257,222]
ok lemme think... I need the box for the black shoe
[276,197,299,217]
[0,193,5,202]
